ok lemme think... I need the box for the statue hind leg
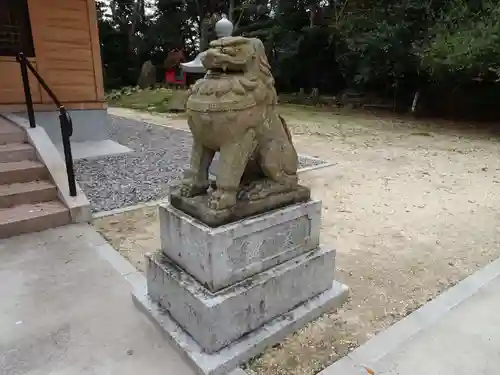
[243,116,299,200]
[260,114,299,186]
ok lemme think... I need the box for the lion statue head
[187,36,277,111]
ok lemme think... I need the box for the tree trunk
[229,0,235,22]
[127,0,142,54]
[200,17,211,51]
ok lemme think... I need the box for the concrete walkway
[0,224,197,375]
[320,255,500,375]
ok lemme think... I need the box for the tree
[96,0,500,118]
[420,0,500,82]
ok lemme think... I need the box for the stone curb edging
[318,254,500,375]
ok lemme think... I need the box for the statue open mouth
[201,36,255,72]
[202,53,250,72]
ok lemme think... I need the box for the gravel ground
[75,116,327,212]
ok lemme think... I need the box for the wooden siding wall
[0,57,42,104]
[0,0,104,109]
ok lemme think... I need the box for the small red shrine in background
[164,48,186,86]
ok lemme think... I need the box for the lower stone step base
[147,246,336,353]
[132,280,348,375]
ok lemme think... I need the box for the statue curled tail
[279,115,293,144]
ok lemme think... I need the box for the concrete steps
[0,161,49,185]
[0,118,26,145]
[0,143,36,163]
[0,202,71,239]
[0,181,57,208]
[0,117,71,239]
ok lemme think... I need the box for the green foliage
[105,86,143,101]
[97,0,142,89]
[107,87,175,112]
[420,0,500,81]
[334,0,439,90]
[98,0,500,116]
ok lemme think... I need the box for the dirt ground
[97,106,500,375]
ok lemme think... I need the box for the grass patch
[107,87,178,113]
[107,87,342,117]
[105,87,369,126]
[279,103,342,121]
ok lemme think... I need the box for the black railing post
[59,107,77,197]
[17,53,36,128]
[16,52,77,197]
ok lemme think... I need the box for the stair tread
[0,201,68,224]
[0,143,33,152]
[0,121,23,134]
[0,117,14,126]
[0,120,26,145]
[0,160,44,172]
[0,181,55,197]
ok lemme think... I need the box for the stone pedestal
[133,201,348,375]
[160,199,321,292]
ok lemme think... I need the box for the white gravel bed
[75,116,326,212]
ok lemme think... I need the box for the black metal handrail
[16,52,77,197]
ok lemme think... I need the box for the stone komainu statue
[137,60,156,89]
[180,36,303,213]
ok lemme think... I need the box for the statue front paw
[180,182,208,197]
[208,189,236,210]
[238,182,264,200]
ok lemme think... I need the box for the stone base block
[160,200,321,292]
[169,183,310,227]
[133,280,349,375]
[147,246,335,353]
